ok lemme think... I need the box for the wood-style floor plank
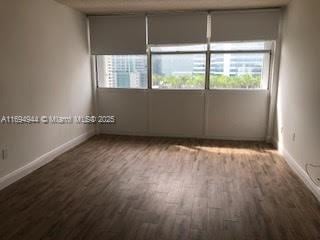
[0,135,319,240]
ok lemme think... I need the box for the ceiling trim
[55,0,291,15]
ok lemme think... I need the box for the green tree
[211,74,261,89]
[153,74,261,89]
[153,74,205,89]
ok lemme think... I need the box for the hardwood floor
[0,135,319,240]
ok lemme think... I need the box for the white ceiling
[56,0,291,14]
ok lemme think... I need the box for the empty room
[0,0,320,239]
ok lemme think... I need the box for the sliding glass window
[209,41,272,89]
[150,45,206,89]
[96,55,148,89]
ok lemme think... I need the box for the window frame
[95,54,148,90]
[92,12,278,91]
[208,48,272,90]
[95,46,273,91]
[93,11,276,91]
[148,45,272,91]
[149,44,208,90]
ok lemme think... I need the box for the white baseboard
[277,141,320,202]
[99,129,265,142]
[0,130,96,191]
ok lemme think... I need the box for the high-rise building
[102,55,147,88]
[209,54,264,76]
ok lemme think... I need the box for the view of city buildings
[210,54,264,76]
[152,53,264,77]
[97,55,147,88]
[209,42,268,77]
[97,42,269,88]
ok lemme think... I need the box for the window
[96,42,272,90]
[96,55,147,88]
[209,41,272,89]
[91,12,280,90]
[151,45,206,89]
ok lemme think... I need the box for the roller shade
[89,15,146,55]
[148,12,208,45]
[211,10,281,42]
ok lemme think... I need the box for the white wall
[0,0,94,179]
[275,0,320,196]
[98,89,269,140]
[206,90,269,140]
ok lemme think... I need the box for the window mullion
[205,45,211,90]
[147,47,152,89]
[146,15,152,90]
[205,13,211,90]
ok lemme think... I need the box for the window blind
[148,12,208,45]
[89,15,146,55]
[211,10,281,42]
